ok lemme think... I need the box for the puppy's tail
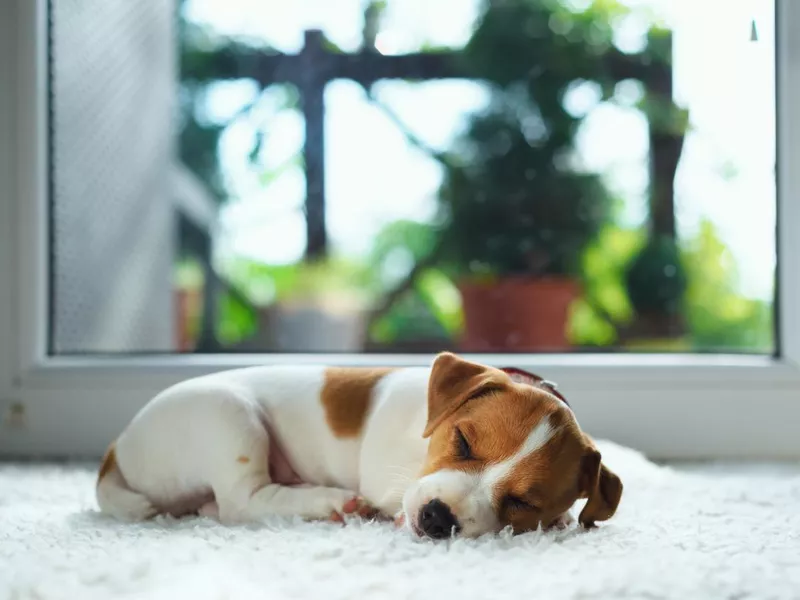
[96,442,157,521]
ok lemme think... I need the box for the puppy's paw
[293,488,361,522]
[198,501,220,519]
[329,496,380,523]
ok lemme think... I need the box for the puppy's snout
[418,499,460,539]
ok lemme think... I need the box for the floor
[2,442,799,600]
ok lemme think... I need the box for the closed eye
[455,428,473,460]
[503,495,537,512]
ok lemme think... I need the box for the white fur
[482,415,556,488]
[99,365,433,525]
[98,365,566,536]
[402,416,559,536]
[359,368,431,514]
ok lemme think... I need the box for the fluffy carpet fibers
[2,442,800,600]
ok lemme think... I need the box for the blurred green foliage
[203,217,772,353]
[221,258,376,346]
[221,257,377,306]
[438,0,636,278]
[625,235,688,317]
[569,225,643,347]
[367,220,462,343]
[570,220,773,351]
[368,220,438,275]
[682,222,773,352]
[175,0,773,354]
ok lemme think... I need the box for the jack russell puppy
[97,352,622,538]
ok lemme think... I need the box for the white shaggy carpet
[2,442,800,600]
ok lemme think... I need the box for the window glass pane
[49,0,776,355]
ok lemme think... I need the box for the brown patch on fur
[236,455,250,464]
[420,352,623,533]
[97,442,117,485]
[321,367,395,438]
[496,424,590,533]
[423,352,509,438]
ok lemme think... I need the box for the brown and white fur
[97,352,622,538]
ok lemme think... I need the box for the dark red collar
[500,367,571,410]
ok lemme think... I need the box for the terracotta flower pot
[228,300,367,353]
[458,277,580,352]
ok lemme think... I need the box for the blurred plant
[625,235,687,317]
[222,257,377,308]
[568,224,643,346]
[368,220,438,281]
[366,220,462,345]
[207,256,380,347]
[436,0,635,278]
[175,0,766,354]
[368,285,452,346]
[571,220,773,352]
[681,221,773,352]
[361,0,691,351]
[217,290,260,346]
[440,151,611,278]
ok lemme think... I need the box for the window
[1,0,799,459]
[49,0,775,355]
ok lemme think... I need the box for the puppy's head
[402,352,622,539]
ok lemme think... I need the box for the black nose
[418,499,460,539]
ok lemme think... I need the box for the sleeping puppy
[97,352,622,538]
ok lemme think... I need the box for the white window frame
[1,0,798,460]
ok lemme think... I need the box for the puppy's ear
[424,352,506,438]
[578,446,623,528]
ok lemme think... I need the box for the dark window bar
[185,30,674,258]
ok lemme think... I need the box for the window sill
[19,352,799,391]
[4,353,799,461]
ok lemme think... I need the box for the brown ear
[424,352,505,437]
[578,448,623,528]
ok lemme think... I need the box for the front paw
[328,496,380,523]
